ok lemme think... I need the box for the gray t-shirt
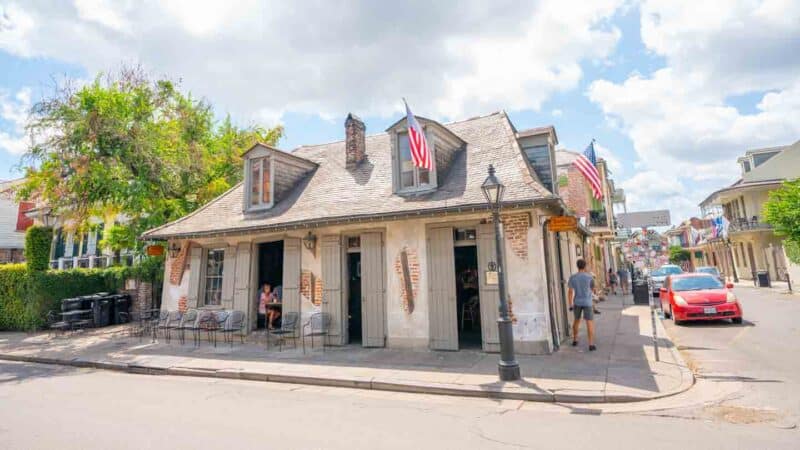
[568,272,595,307]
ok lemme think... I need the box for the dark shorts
[573,305,594,321]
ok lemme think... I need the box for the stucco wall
[158,209,553,353]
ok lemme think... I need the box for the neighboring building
[699,141,800,284]
[665,217,716,271]
[555,150,621,290]
[0,179,32,264]
[143,111,577,354]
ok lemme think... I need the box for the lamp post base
[498,361,521,381]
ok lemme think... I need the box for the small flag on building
[403,99,432,170]
[573,139,603,200]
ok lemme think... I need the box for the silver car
[695,266,723,282]
[649,264,684,296]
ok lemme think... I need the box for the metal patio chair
[268,312,299,352]
[151,310,169,341]
[219,310,246,348]
[177,309,198,345]
[159,310,183,343]
[46,310,71,337]
[206,310,230,347]
[302,312,331,354]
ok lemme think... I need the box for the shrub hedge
[0,256,164,331]
[24,226,53,271]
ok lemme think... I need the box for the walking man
[568,259,597,351]
[617,266,630,295]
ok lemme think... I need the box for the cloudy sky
[1,0,798,222]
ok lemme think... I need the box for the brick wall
[393,246,419,314]
[301,269,324,306]
[122,280,153,315]
[560,166,591,221]
[169,241,189,285]
[501,213,530,261]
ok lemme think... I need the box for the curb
[0,352,694,404]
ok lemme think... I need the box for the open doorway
[454,244,481,349]
[347,251,362,344]
[256,240,284,330]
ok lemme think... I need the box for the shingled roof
[143,112,556,239]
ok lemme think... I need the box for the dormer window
[398,132,433,190]
[248,156,273,210]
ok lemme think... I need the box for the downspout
[541,218,560,352]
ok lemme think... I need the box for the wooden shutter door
[477,223,500,351]
[427,227,458,350]
[321,235,345,345]
[186,246,203,309]
[232,242,252,327]
[282,237,302,318]
[361,232,385,347]
[220,245,237,310]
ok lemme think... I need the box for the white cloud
[551,109,562,117]
[0,0,625,123]
[0,88,31,155]
[593,141,622,175]
[588,0,800,221]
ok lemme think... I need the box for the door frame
[340,227,386,347]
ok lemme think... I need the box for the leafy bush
[24,226,53,271]
[668,245,690,264]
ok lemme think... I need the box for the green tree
[18,67,282,249]
[764,178,800,263]
[668,245,690,265]
[24,226,53,271]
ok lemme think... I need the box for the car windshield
[652,266,683,277]
[697,267,719,276]
[672,276,723,291]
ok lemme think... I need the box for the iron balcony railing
[728,217,773,233]
[589,210,609,227]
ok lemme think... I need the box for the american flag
[404,100,432,170]
[573,139,603,200]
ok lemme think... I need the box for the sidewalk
[0,294,693,403]
[732,280,798,296]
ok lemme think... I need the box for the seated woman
[267,284,282,329]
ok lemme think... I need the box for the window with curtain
[249,156,272,208]
[397,132,432,190]
[203,248,225,306]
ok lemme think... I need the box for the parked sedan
[695,266,723,282]
[660,273,743,325]
[649,264,684,297]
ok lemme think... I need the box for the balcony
[589,210,609,227]
[729,216,773,233]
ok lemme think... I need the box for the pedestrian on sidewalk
[617,266,629,295]
[568,258,597,351]
[607,268,618,295]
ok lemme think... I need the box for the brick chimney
[345,113,366,168]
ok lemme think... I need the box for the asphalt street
[0,285,797,449]
[662,285,800,428]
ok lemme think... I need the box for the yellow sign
[548,216,578,232]
[485,271,499,285]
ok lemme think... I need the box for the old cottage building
[143,111,576,354]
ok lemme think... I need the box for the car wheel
[732,317,743,324]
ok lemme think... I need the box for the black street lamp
[481,164,521,381]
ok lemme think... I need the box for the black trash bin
[632,281,650,305]
[93,297,113,327]
[757,271,771,288]
[114,294,130,324]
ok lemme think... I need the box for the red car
[660,273,743,325]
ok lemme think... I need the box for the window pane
[398,134,412,162]
[398,133,416,188]
[261,157,271,204]
[250,158,261,206]
[418,168,429,185]
[204,248,225,306]
[401,170,414,188]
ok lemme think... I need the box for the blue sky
[2,1,799,222]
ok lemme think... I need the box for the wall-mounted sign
[548,216,578,232]
[485,271,499,285]
[617,210,671,228]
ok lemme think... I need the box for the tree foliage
[24,226,53,271]
[668,245,690,264]
[18,67,282,248]
[763,179,800,263]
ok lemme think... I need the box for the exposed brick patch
[558,165,591,222]
[507,295,518,324]
[178,295,187,313]
[314,277,323,306]
[393,246,419,314]
[501,213,530,261]
[300,270,323,306]
[169,241,189,286]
